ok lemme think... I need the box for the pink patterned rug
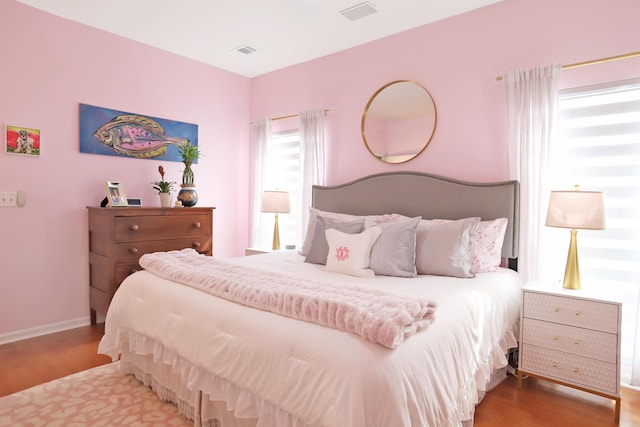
[0,362,191,426]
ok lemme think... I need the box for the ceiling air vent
[340,1,378,21]
[235,45,257,55]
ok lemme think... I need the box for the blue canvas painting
[79,103,198,163]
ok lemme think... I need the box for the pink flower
[335,246,350,262]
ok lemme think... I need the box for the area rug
[0,362,192,426]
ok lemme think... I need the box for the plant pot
[159,192,172,208]
[177,185,198,207]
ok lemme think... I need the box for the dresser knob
[130,268,139,275]
[573,367,579,373]
[192,241,201,249]
[129,224,139,231]
[574,339,580,345]
[193,221,201,228]
[552,362,558,368]
[128,247,138,254]
[554,307,559,312]
[553,336,559,340]
[575,311,581,316]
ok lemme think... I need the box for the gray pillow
[415,218,479,278]
[364,216,420,278]
[304,216,365,265]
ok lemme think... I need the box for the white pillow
[364,216,420,278]
[325,226,382,277]
[415,218,479,278]
[304,216,365,265]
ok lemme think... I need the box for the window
[260,129,301,248]
[552,78,640,384]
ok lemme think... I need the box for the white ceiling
[17,0,503,78]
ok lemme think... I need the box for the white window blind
[553,78,640,385]
[264,130,301,248]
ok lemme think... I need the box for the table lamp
[545,186,606,290]
[261,190,290,250]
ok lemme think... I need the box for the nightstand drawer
[523,291,618,333]
[521,318,617,362]
[520,343,618,395]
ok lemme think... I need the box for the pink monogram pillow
[325,226,382,277]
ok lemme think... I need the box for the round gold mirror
[361,80,436,163]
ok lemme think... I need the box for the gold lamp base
[272,213,281,250]
[562,229,581,290]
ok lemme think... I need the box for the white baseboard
[0,316,92,345]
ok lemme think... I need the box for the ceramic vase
[177,185,198,207]
[159,192,172,208]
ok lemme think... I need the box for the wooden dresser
[518,281,621,421]
[87,207,214,324]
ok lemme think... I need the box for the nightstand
[518,281,621,421]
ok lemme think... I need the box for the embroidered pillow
[364,216,421,278]
[469,218,508,273]
[304,216,365,265]
[415,217,479,278]
[325,226,382,277]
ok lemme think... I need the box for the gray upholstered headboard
[312,171,520,265]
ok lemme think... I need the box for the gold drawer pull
[573,367,579,373]
[129,224,139,231]
[553,336,559,340]
[574,339,580,345]
[552,362,558,367]
[193,221,201,228]
[128,247,138,254]
[192,241,201,249]
[575,311,581,316]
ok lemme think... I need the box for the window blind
[266,130,301,248]
[556,78,640,385]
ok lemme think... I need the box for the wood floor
[1,324,638,426]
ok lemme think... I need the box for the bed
[98,171,522,427]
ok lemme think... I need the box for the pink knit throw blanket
[139,249,437,349]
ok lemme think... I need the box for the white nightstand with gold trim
[518,281,622,421]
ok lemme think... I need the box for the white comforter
[99,252,522,427]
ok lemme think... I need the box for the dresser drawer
[521,318,617,363]
[520,343,618,395]
[115,262,142,286]
[115,215,211,242]
[523,291,618,334]
[113,237,212,260]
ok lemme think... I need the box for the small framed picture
[6,125,40,156]
[104,181,128,207]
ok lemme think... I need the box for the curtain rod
[249,108,334,125]
[495,50,640,81]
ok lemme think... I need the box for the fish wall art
[79,103,198,162]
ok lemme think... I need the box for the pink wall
[1,0,639,339]
[251,0,640,186]
[0,1,250,336]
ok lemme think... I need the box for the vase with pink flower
[152,165,175,208]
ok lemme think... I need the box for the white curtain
[249,118,271,248]
[298,109,326,245]
[504,65,562,282]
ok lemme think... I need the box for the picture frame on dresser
[104,181,128,207]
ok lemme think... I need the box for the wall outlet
[0,191,18,207]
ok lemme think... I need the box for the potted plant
[177,142,201,207]
[152,165,175,208]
